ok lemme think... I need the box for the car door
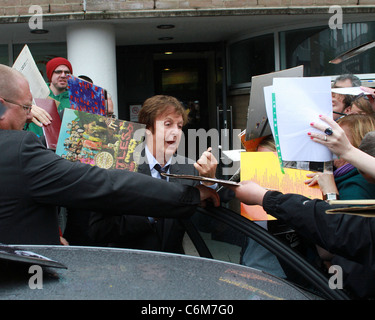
[182,206,351,300]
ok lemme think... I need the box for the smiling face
[146,106,183,165]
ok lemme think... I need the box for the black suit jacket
[0,130,201,245]
[89,152,199,253]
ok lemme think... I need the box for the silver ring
[324,127,333,136]
[324,135,327,141]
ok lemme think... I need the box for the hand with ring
[308,114,352,158]
[324,127,333,136]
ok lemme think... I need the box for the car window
[184,206,350,300]
[187,209,287,279]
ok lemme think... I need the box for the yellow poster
[240,152,322,221]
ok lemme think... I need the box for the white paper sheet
[331,87,369,96]
[12,45,50,99]
[222,149,246,162]
[264,77,333,162]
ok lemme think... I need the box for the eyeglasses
[54,70,71,75]
[107,112,116,119]
[1,97,32,114]
[353,92,369,102]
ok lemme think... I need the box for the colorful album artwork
[67,75,106,116]
[56,109,146,172]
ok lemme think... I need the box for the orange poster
[240,152,322,221]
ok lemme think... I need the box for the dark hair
[333,74,361,87]
[138,95,188,130]
[78,75,93,83]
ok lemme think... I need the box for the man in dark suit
[89,95,218,253]
[0,64,219,245]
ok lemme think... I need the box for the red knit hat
[46,57,73,82]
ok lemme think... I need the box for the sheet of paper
[240,152,322,221]
[12,45,50,99]
[222,149,245,162]
[269,77,333,162]
[331,87,369,96]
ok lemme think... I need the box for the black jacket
[0,130,201,245]
[263,191,375,299]
[88,153,199,253]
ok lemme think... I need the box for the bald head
[0,64,33,130]
[0,64,27,100]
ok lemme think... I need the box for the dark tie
[154,164,169,180]
[153,164,170,240]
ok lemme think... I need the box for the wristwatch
[323,193,339,201]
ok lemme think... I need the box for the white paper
[331,87,369,96]
[222,149,245,162]
[265,77,333,162]
[12,45,50,99]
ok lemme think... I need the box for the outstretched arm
[309,114,375,179]
[228,181,375,268]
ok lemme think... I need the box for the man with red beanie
[46,57,73,114]
[26,57,73,136]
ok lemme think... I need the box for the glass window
[229,34,275,87]
[0,45,8,65]
[280,22,375,76]
[13,43,67,82]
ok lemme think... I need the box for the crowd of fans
[1,58,375,299]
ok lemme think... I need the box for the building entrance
[154,58,208,132]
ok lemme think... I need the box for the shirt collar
[145,145,172,171]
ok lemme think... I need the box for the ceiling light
[158,37,174,41]
[157,24,175,29]
[164,51,173,55]
[30,29,49,34]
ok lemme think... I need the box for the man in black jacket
[0,64,219,245]
[88,95,218,253]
